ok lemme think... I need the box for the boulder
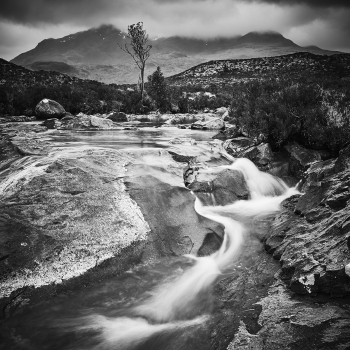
[212,125,242,140]
[107,111,127,122]
[223,137,256,156]
[284,142,321,178]
[35,99,65,119]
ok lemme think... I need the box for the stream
[1,127,298,350]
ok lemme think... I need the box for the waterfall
[78,158,299,347]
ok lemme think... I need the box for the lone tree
[147,66,169,112]
[118,22,152,103]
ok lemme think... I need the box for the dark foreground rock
[35,98,66,119]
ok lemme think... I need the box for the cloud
[250,0,350,7]
[0,0,349,60]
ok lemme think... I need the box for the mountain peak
[236,31,298,47]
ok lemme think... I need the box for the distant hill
[1,52,350,116]
[168,52,350,87]
[11,25,341,84]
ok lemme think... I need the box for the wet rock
[284,142,322,178]
[35,99,66,119]
[107,111,127,122]
[212,125,242,140]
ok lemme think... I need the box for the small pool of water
[48,126,217,150]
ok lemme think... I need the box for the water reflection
[48,127,216,150]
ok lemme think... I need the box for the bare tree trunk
[140,65,145,104]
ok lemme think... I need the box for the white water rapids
[74,158,299,349]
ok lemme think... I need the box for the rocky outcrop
[265,155,350,297]
[35,99,66,119]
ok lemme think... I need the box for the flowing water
[2,127,298,349]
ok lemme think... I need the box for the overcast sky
[0,0,349,60]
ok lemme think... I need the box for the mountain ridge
[11,24,342,84]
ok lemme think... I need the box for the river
[1,126,298,350]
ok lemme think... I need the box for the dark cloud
[0,0,349,60]
[250,0,350,7]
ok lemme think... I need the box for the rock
[265,159,350,297]
[185,166,249,205]
[334,144,350,173]
[284,142,322,178]
[164,114,199,125]
[222,111,230,121]
[0,115,36,123]
[224,138,275,170]
[35,99,66,119]
[215,107,228,116]
[59,115,114,130]
[224,137,256,156]
[191,117,224,130]
[90,115,114,129]
[0,148,225,302]
[107,111,127,122]
[42,118,61,129]
[228,281,350,350]
[212,125,242,140]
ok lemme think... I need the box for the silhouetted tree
[118,22,152,104]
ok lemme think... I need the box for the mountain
[11,25,341,84]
